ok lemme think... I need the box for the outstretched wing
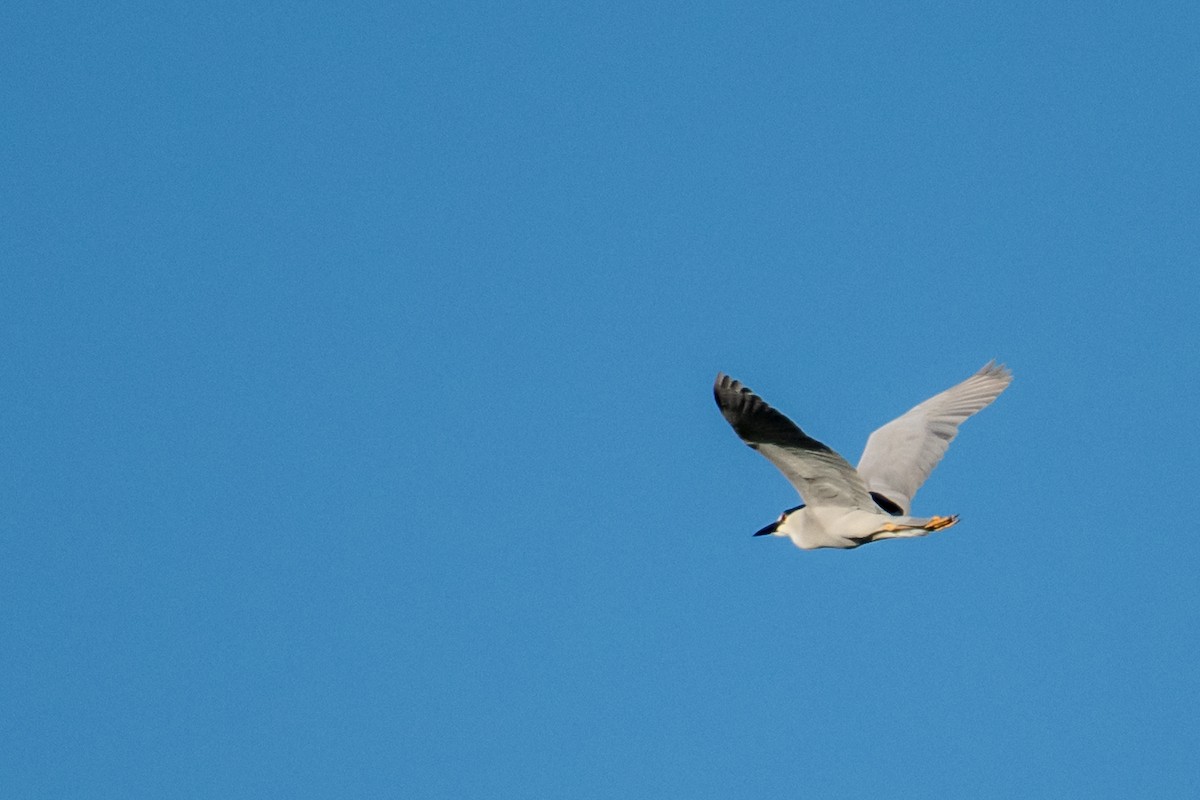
[856,361,1013,514]
[714,373,875,509]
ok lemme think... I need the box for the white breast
[779,506,889,550]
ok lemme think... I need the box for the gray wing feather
[714,373,875,509]
[856,361,1013,514]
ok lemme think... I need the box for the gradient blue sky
[4,2,1200,797]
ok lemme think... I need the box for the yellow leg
[877,515,959,535]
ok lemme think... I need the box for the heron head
[754,503,805,537]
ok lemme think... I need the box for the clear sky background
[4,2,1199,798]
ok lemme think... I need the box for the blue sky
[4,2,1199,797]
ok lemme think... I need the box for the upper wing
[713,373,875,509]
[855,361,1013,514]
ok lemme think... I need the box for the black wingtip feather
[713,373,832,453]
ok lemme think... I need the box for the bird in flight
[713,362,1012,550]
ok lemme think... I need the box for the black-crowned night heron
[714,362,1012,550]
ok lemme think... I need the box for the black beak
[753,521,779,537]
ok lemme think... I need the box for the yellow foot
[925,515,959,531]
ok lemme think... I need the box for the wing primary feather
[713,373,834,453]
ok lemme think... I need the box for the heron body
[764,505,960,551]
